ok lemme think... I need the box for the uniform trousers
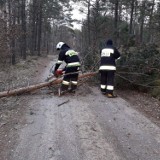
[61,66,79,92]
[100,70,115,94]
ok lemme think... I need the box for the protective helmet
[56,42,65,50]
[106,39,113,45]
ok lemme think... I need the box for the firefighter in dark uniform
[99,39,120,98]
[54,42,81,96]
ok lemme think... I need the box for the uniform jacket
[54,44,80,72]
[99,42,120,71]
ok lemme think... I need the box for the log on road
[0,72,97,98]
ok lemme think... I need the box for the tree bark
[129,0,135,35]
[37,1,43,56]
[21,0,27,59]
[139,1,146,43]
[9,0,16,65]
[0,72,98,98]
[30,0,37,55]
[114,0,119,45]
[148,0,155,43]
[87,0,91,46]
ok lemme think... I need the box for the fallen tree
[0,72,98,98]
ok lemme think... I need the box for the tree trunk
[114,0,119,45]
[9,0,16,65]
[0,72,98,98]
[87,0,91,46]
[11,39,16,65]
[129,0,135,35]
[21,0,27,59]
[148,0,155,43]
[37,1,43,56]
[139,1,146,43]
[30,0,37,55]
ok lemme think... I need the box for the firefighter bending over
[99,39,121,98]
[54,42,81,96]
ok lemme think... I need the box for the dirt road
[1,58,160,160]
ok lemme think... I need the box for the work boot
[101,92,106,95]
[106,93,117,98]
[68,89,76,94]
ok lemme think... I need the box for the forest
[0,0,160,98]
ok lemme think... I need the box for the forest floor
[0,55,160,160]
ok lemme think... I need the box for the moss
[153,79,160,86]
[151,79,160,99]
[151,88,160,99]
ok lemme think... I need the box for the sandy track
[9,61,160,160]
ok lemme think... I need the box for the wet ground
[0,56,160,160]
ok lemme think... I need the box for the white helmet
[56,42,65,50]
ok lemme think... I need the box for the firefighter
[99,39,120,98]
[54,42,81,96]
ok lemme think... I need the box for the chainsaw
[45,65,64,82]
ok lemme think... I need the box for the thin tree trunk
[35,15,38,52]
[31,0,37,55]
[148,0,155,43]
[17,0,20,24]
[114,0,119,45]
[21,0,27,59]
[87,0,91,46]
[0,72,98,98]
[129,0,135,35]
[139,1,146,43]
[8,0,16,65]
[11,39,16,65]
[37,1,43,56]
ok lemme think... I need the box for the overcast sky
[71,0,159,30]
[71,3,86,30]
